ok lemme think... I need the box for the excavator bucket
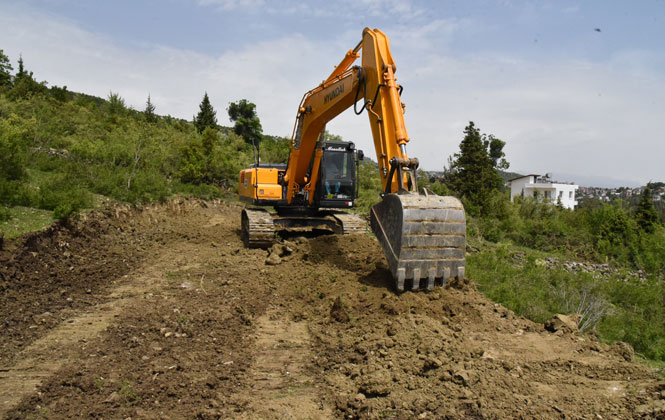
[370,193,466,291]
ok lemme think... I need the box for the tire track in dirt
[234,310,332,419]
[0,244,188,417]
[2,201,335,419]
[3,200,664,419]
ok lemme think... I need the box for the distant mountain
[503,169,645,188]
[549,172,642,188]
[498,171,524,183]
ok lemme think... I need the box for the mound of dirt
[1,200,662,419]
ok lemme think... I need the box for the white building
[507,174,579,209]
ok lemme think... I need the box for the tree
[107,91,126,114]
[444,121,508,215]
[7,55,47,99]
[50,85,69,102]
[322,129,343,142]
[0,115,28,206]
[16,55,26,80]
[487,135,509,170]
[227,99,263,148]
[0,49,13,87]
[635,183,659,233]
[144,94,157,123]
[195,92,217,134]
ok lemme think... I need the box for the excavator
[238,28,466,292]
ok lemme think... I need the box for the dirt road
[1,200,663,419]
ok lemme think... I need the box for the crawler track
[241,208,275,248]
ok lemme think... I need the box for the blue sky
[2,0,664,186]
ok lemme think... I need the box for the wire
[353,68,385,116]
[353,67,368,115]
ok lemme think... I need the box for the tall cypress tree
[16,55,26,80]
[0,49,13,87]
[144,94,157,123]
[195,92,217,134]
[444,121,507,215]
[635,183,659,233]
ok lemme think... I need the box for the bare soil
[1,199,663,419]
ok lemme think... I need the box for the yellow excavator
[238,28,466,291]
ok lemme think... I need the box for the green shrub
[260,135,291,164]
[469,243,665,360]
[0,114,28,185]
[37,173,91,219]
[0,205,10,221]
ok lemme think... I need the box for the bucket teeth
[411,268,421,290]
[396,268,406,292]
[427,267,436,291]
[370,193,466,292]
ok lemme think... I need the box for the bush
[178,129,251,189]
[469,243,665,360]
[260,136,290,164]
[0,205,10,221]
[0,114,28,185]
[37,173,91,220]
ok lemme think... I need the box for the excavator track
[329,211,367,235]
[370,193,466,292]
[241,208,275,248]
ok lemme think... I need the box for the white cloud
[1,4,663,185]
[195,0,424,19]
[196,0,265,11]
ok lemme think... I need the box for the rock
[358,369,392,396]
[265,252,281,266]
[268,243,292,260]
[446,276,469,290]
[330,296,350,323]
[453,369,471,386]
[104,391,122,405]
[612,341,635,362]
[423,357,443,370]
[544,314,580,333]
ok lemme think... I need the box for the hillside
[2,57,665,419]
[1,200,663,419]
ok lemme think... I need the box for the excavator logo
[323,84,344,104]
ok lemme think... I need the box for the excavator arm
[284,28,418,205]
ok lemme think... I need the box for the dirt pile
[1,200,663,419]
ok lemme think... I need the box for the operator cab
[316,140,362,208]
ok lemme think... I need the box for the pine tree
[144,94,157,123]
[195,92,217,134]
[444,121,508,215]
[0,49,13,87]
[7,55,46,99]
[107,91,126,114]
[16,55,25,79]
[227,99,263,148]
[635,183,659,233]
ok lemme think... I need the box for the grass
[467,240,665,361]
[0,206,53,239]
[119,379,140,405]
